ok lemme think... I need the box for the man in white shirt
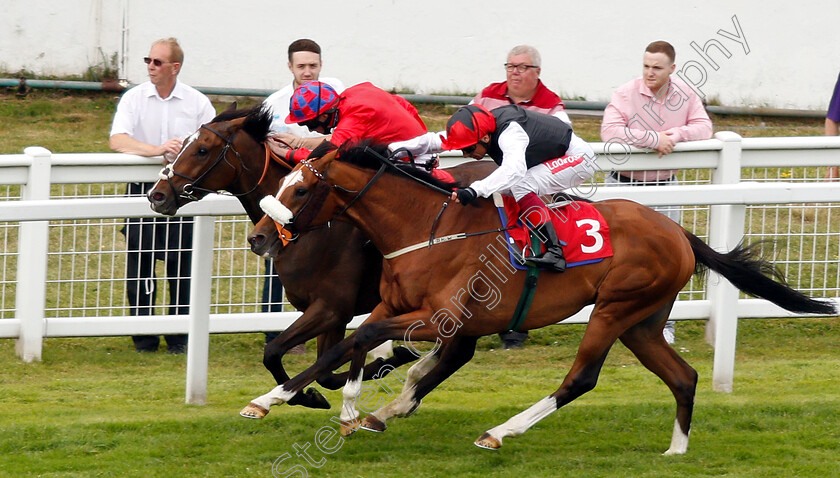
[260,39,345,346]
[263,39,345,146]
[110,37,216,353]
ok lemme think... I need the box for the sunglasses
[462,140,489,156]
[143,57,172,67]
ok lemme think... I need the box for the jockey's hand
[452,187,477,205]
[274,132,304,149]
[267,136,293,159]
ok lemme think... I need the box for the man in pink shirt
[600,40,713,344]
[472,45,571,126]
[601,40,712,181]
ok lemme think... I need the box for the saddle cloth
[495,194,614,269]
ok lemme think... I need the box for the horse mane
[308,140,339,159]
[210,103,273,143]
[336,140,460,191]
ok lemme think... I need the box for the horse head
[147,103,273,216]
[248,150,341,256]
[248,141,459,257]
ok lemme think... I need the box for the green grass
[2,320,840,477]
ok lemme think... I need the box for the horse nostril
[248,234,265,248]
[150,191,166,203]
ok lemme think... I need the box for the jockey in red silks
[267,80,434,167]
[389,104,596,272]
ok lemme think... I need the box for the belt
[610,171,676,185]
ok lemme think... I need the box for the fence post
[706,131,746,392]
[15,147,52,362]
[185,215,215,405]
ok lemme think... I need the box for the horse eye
[294,186,308,197]
[197,147,208,156]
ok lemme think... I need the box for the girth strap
[505,231,542,332]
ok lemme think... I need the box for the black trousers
[262,260,284,343]
[123,182,192,352]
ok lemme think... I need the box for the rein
[288,147,512,256]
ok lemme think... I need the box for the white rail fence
[1,131,840,401]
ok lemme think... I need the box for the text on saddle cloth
[495,193,614,270]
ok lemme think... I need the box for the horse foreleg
[337,309,435,436]
[240,330,359,419]
[362,335,478,433]
[262,301,348,409]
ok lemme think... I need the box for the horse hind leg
[359,347,441,433]
[618,302,698,455]
[361,336,478,433]
[476,326,615,450]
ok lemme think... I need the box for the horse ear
[224,102,237,113]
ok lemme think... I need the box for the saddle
[494,194,613,270]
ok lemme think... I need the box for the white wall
[2,0,838,111]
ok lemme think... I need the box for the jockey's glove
[455,187,477,206]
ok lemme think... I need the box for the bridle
[283,147,446,240]
[283,147,513,255]
[159,124,287,206]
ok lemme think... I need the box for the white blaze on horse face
[277,169,305,198]
[260,195,294,225]
[157,130,200,181]
[172,130,200,164]
[258,168,306,225]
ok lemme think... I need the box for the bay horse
[245,142,836,454]
[146,104,496,409]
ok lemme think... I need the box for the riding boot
[527,223,566,272]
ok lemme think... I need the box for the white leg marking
[340,370,365,424]
[250,385,297,411]
[371,353,438,421]
[663,419,690,455]
[484,396,558,445]
[259,195,294,225]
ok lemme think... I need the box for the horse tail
[685,230,836,315]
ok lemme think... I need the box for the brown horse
[146,104,495,409]
[244,142,835,453]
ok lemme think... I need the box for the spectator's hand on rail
[655,131,676,157]
[161,138,185,163]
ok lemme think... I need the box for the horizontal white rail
[2,131,840,396]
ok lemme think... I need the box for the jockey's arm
[468,123,529,198]
[388,131,444,159]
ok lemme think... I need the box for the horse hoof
[240,403,269,419]
[339,419,360,437]
[403,400,421,418]
[287,388,331,410]
[474,433,502,450]
[359,415,387,433]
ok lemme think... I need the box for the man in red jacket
[472,45,571,126]
[268,80,428,165]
